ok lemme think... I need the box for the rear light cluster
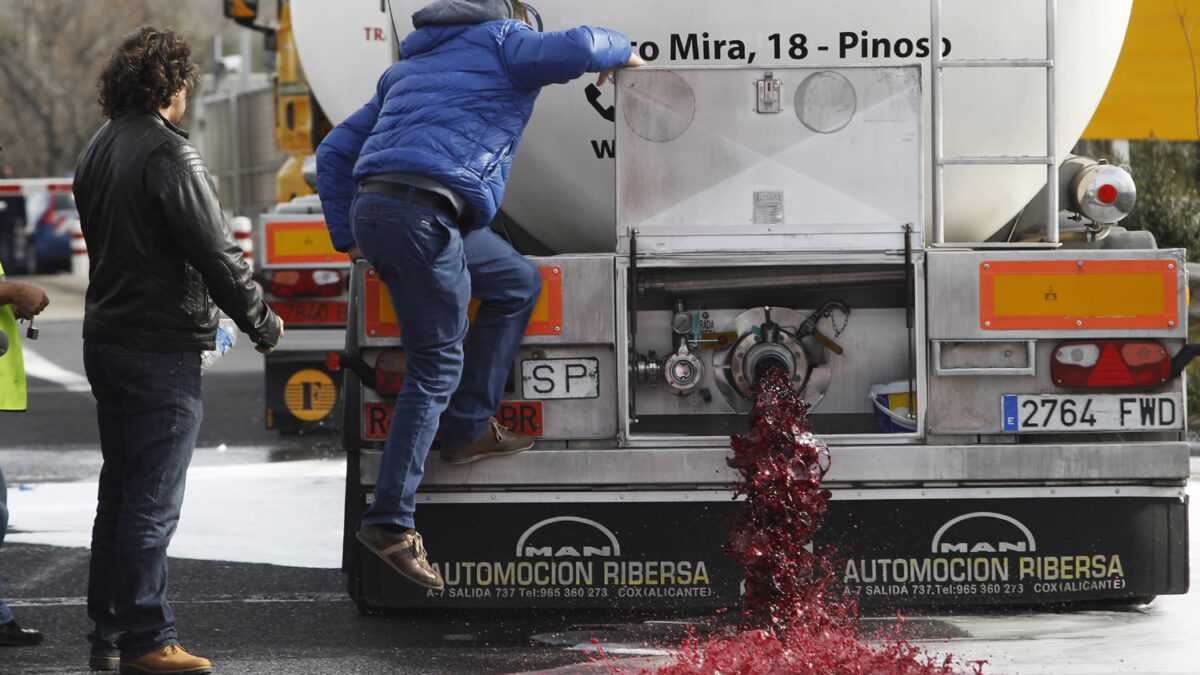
[269,269,343,298]
[325,349,407,395]
[1052,340,1169,388]
[374,350,407,395]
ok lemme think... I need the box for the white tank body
[291,0,1131,252]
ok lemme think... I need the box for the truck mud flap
[345,489,744,611]
[820,496,1189,607]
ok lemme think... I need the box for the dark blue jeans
[83,342,203,658]
[0,465,13,625]
[352,191,541,530]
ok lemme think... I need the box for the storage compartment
[626,260,922,437]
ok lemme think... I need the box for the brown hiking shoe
[441,417,534,464]
[119,645,211,674]
[356,525,445,590]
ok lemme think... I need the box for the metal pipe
[931,0,945,245]
[1046,0,1060,245]
[638,268,906,296]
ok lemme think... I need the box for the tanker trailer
[283,0,1190,612]
[293,0,1132,250]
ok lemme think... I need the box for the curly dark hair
[96,26,198,119]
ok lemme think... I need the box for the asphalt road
[2,543,690,675]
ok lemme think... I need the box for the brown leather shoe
[356,525,445,590]
[119,645,211,674]
[441,417,534,464]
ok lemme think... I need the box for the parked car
[25,190,76,273]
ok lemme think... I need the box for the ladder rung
[939,155,1054,166]
[937,58,1054,68]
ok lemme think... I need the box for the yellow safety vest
[0,261,27,411]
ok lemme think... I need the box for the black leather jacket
[74,112,280,352]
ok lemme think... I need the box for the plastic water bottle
[200,317,238,372]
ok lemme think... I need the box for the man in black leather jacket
[72,26,282,675]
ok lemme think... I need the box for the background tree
[1119,139,1200,260]
[0,0,252,177]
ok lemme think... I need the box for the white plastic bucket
[869,380,917,433]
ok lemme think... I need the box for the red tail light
[374,351,407,395]
[269,269,343,298]
[1052,340,1169,388]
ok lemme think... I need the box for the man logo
[930,512,1037,554]
[515,516,621,558]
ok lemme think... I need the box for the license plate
[521,358,599,399]
[1001,393,1183,432]
[269,300,348,325]
[363,401,543,440]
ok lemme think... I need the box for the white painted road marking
[21,346,91,392]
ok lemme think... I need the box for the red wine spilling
[654,366,982,675]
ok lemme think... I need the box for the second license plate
[269,300,348,325]
[1001,393,1183,432]
[521,357,599,399]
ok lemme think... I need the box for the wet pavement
[0,543,659,674]
[0,441,690,674]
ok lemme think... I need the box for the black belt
[358,181,458,216]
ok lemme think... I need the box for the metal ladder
[930,0,1059,246]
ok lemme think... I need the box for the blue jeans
[0,465,13,625]
[83,343,203,659]
[352,191,541,530]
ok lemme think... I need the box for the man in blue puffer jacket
[316,0,643,590]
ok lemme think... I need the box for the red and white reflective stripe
[70,222,89,278]
[231,215,254,261]
[0,178,74,195]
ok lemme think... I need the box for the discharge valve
[664,340,705,394]
[729,307,808,398]
[713,302,850,412]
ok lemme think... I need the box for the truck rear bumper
[356,440,1191,490]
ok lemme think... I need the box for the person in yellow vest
[0,260,49,646]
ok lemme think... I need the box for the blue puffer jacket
[316,17,632,251]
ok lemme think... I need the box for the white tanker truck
[233,0,1190,612]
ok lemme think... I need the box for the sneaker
[441,417,534,464]
[0,619,42,646]
[119,645,211,674]
[90,652,119,671]
[357,525,445,590]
